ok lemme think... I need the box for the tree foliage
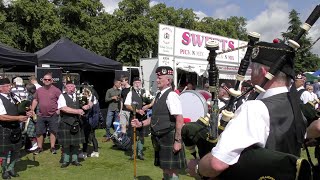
[0,0,317,72]
[282,9,320,73]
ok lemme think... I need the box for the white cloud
[194,11,208,20]
[213,4,241,19]
[246,1,289,42]
[150,1,159,7]
[100,0,121,14]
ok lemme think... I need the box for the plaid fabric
[0,126,22,156]
[58,121,85,146]
[26,120,36,138]
[152,130,186,170]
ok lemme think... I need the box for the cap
[133,77,141,82]
[156,66,174,76]
[251,41,295,78]
[13,77,23,85]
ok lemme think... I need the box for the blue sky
[102,0,320,55]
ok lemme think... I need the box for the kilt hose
[0,126,22,156]
[151,130,186,170]
[58,121,85,147]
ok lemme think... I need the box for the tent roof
[36,38,122,72]
[312,69,320,76]
[305,73,319,81]
[0,43,37,66]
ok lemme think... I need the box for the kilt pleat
[155,130,186,169]
[58,121,84,146]
[0,126,22,155]
[26,120,36,138]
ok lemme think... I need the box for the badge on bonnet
[156,66,174,76]
[251,47,259,59]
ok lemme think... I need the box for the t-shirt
[35,85,61,117]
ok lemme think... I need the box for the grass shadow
[15,157,40,172]
[137,175,153,180]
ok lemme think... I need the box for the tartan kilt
[152,130,186,170]
[58,121,85,147]
[26,120,36,138]
[0,126,22,156]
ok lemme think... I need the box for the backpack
[87,96,101,128]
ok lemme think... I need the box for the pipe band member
[131,66,186,180]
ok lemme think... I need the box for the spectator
[31,72,61,154]
[295,73,312,104]
[29,75,42,89]
[25,83,38,151]
[104,79,121,141]
[119,76,131,134]
[11,77,28,101]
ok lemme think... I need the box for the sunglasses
[43,79,52,81]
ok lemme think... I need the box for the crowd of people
[0,44,320,179]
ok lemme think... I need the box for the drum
[180,90,211,122]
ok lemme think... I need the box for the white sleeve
[124,91,132,106]
[211,100,270,165]
[300,91,310,104]
[57,94,67,109]
[0,99,6,115]
[166,92,182,115]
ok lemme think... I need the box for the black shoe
[33,148,43,155]
[71,161,82,166]
[8,170,19,177]
[2,171,11,179]
[50,148,57,154]
[61,163,70,168]
[138,154,145,160]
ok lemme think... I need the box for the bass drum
[180,90,211,122]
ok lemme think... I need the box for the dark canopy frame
[36,38,122,72]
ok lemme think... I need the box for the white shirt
[124,88,140,106]
[158,87,182,115]
[0,93,11,115]
[34,83,42,89]
[58,93,76,109]
[297,86,312,104]
[211,86,289,165]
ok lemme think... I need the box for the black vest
[121,87,131,111]
[60,93,80,125]
[0,94,19,128]
[261,93,302,156]
[151,88,175,132]
[131,88,143,110]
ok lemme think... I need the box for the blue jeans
[106,110,119,138]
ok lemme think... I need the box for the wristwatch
[174,138,182,143]
[140,121,144,127]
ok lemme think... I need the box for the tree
[7,0,63,52]
[282,9,320,72]
[111,0,156,66]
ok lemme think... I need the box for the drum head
[180,90,209,122]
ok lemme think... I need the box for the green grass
[13,129,318,180]
[15,129,193,180]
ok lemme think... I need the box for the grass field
[12,129,317,180]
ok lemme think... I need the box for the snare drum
[180,90,212,122]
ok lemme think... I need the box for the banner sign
[36,67,63,90]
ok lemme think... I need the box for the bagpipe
[182,4,320,180]
[10,92,32,135]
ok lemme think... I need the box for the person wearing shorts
[31,73,61,154]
